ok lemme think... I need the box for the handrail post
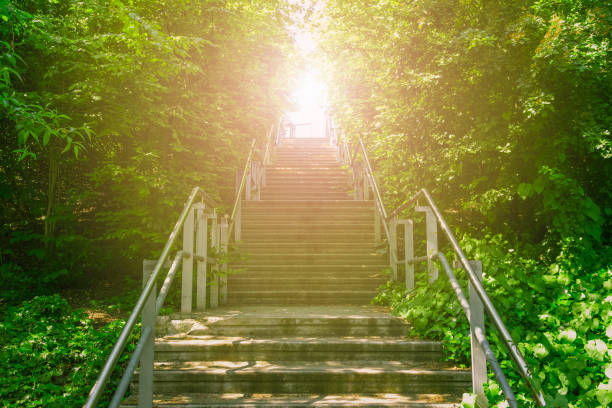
[469,260,488,407]
[389,215,398,281]
[195,204,208,311]
[139,260,156,408]
[399,219,414,290]
[210,216,219,308]
[219,217,229,305]
[374,210,381,243]
[256,162,261,200]
[423,189,545,406]
[235,170,242,242]
[181,206,195,314]
[354,162,362,200]
[416,206,439,283]
[245,162,252,201]
[362,168,370,200]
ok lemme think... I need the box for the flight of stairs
[123,137,470,407]
[229,138,386,305]
[124,307,469,407]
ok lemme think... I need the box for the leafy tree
[314,0,611,405]
[0,0,298,300]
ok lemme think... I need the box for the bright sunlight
[287,72,327,138]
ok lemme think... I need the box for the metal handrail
[262,125,274,166]
[436,252,517,406]
[228,138,256,238]
[337,128,546,407]
[358,139,388,220]
[84,187,219,408]
[348,138,392,244]
[415,188,546,406]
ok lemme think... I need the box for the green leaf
[517,183,532,199]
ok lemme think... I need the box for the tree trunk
[44,153,59,250]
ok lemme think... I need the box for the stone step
[261,191,353,198]
[238,242,378,251]
[265,178,351,185]
[241,216,373,225]
[272,163,342,168]
[274,147,337,151]
[272,155,339,159]
[260,190,354,197]
[227,280,383,292]
[272,156,340,161]
[154,337,443,362]
[242,205,373,215]
[243,200,373,207]
[262,188,352,196]
[265,171,349,178]
[242,210,374,219]
[240,231,375,242]
[263,178,352,191]
[267,166,346,171]
[266,174,346,180]
[242,222,374,232]
[136,361,471,395]
[271,163,344,168]
[261,193,353,200]
[234,253,385,265]
[241,216,374,225]
[277,139,331,144]
[227,290,378,305]
[121,393,461,407]
[275,148,337,151]
[228,273,386,282]
[228,265,387,276]
[166,306,408,337]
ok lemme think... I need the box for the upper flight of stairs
[229,138,386,305]
[262,139,352,200]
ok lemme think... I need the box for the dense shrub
[375,236,612,407]
[0,295,133,407]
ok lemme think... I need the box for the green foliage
[0,0,297,302]
[376,236,612,407]
[315,0,611,252]
[317,2,611,404]
[0,295,133,407]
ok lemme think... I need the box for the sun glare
[292,73,327,112]
[286,73,328,138]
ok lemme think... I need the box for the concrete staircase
[122,138,470,407]
[124,307,469,407]
[229,138,386,305]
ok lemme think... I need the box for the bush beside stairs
[122,138,471,407]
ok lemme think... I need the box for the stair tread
[156,337,442,350]
[227,290,378,294]
[230,264,388,268]
[121,393,461,407]
[152,360,469,375]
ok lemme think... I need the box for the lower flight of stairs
[122,306,470,407]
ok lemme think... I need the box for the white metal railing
[85,124,278,408]
[84,187,225,408]
[331,125,547,408]
[230,125,277,241]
